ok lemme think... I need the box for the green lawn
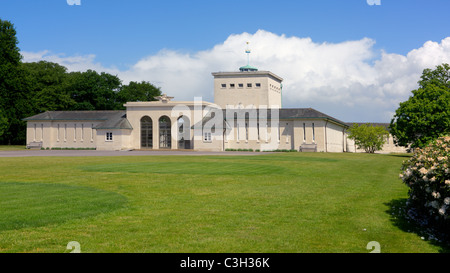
[0,152,445,253]
[0,145,26,151]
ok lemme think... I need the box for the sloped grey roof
[279,108,348,126]
[192,108,349,128]
[23,111,133,130]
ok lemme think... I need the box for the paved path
[0,150,261,157]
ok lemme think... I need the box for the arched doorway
[177,116,191,149]
[159,116,171,149]
[140,116,153,149]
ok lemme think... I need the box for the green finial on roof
[240,41,258,72]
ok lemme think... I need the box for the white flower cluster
[400,136,450,221]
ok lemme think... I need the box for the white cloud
[21,50,120,75]
[21,30,450,122]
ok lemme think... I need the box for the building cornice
[211,71,283,82]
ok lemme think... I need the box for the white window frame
[81,124,84,142]
[91,124,94,142]
[106,132,113,142]
[312,123,315,142]
[303,123,306,142]
[57,124,60,142]
[203,132,212,143]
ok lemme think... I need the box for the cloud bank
[21,30,450,122]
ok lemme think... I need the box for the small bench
[300,143,317,152]
[26,141,43,149]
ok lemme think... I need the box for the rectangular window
[303,123,306,142]
[286,123,290,143]
[33,124,36,141]
[238,83,244,88]
[257,123,260,141]
[278,122,280,142]
[221,83,226,88]
[230,84,235,88]
[74,124,77,141]
[203,132,211,142]
[91,124,94,142]
[245,122,249,141]
[41,124,44,141]
[265,122,268,142]
[255,83,261,88]
[247,83,252,88]
[312,123,315,142]
[81,124,84,141]
[64,124,67,142]
[106,132,113,141]
[57,124,60,142]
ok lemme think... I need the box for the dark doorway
[177,116,191,149]
[141,116,153,149]
[159,116,171,149]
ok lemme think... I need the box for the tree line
[0,19,161,144]
[348,63,449,153]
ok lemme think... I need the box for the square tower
[212,69,283,109]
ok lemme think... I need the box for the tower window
[238,83,244,88]
[247,83,252,88]
[255,83,261,88]
[230,84,235,88]
[221,84,226,88]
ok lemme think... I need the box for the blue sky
[2,0,450,122]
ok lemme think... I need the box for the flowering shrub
[400,136,450,232]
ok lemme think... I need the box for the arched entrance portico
[140,116,153,149]
[177,115,191,149]
[159,116,171,149]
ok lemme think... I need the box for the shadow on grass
[385,198,450,253]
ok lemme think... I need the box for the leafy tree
[0,19,29,144]
[21,61,75,112]
[0,19,21,66]
[117,81,162,107]
[347,123,389,153]
[66,70,122,110]
[390,63,450,149]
